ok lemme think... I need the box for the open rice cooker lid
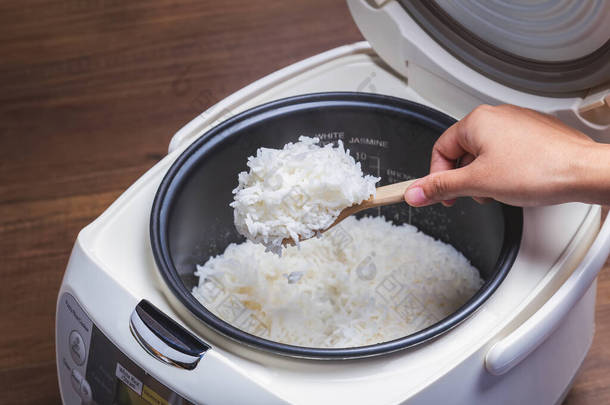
[348,0,610,98]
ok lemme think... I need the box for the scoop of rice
[231,136,379,254]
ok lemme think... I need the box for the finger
[430,123,465,174]
[405,165,477,207]
[430,119,479,174]
[446,154,476,204]
[441,199,457,207]
[458,153,476,168]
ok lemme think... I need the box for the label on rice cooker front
[116,362,143,395]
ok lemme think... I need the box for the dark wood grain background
[0,1,608,403]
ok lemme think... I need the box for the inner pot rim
[150,92,523,359]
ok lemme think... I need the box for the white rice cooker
[56,1,610,404]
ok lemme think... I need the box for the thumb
[405,167,475,207]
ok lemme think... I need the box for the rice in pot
[193,216,483,348]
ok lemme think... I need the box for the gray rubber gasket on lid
[399,0,610,97]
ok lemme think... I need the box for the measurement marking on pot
[369,155,381,217]
[313,131,345,142]
[369,155,381,178]
[355,154,383,217]
[387,168,415,225]
[348,137,389,148]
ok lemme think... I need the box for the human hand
[404,104,610,207]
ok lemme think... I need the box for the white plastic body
[486,216,610,375]
[58,42,610,404]
[57,245,285,405]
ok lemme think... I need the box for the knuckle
[470,104,493,119]
[429,175,449,198]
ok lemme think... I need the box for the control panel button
[79,378,93,404]
[70,368,83,393]
[69,330,87,365]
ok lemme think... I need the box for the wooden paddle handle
[364,179,417,208]
[283,179,419,246]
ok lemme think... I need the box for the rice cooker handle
[485,215,610,376]
[129,300,211,370]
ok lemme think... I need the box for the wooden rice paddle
[282,179,417,246]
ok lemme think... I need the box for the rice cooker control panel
[57,293,196,405]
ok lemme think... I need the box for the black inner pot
[150,92,522,359]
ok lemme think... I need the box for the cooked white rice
[230,136,379,255]
[193,216,483,348]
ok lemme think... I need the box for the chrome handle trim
[129,300,209,370]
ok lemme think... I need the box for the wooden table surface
[1,1,608,403]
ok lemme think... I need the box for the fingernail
[405,187,427,206]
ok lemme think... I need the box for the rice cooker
[56,1,610,404]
